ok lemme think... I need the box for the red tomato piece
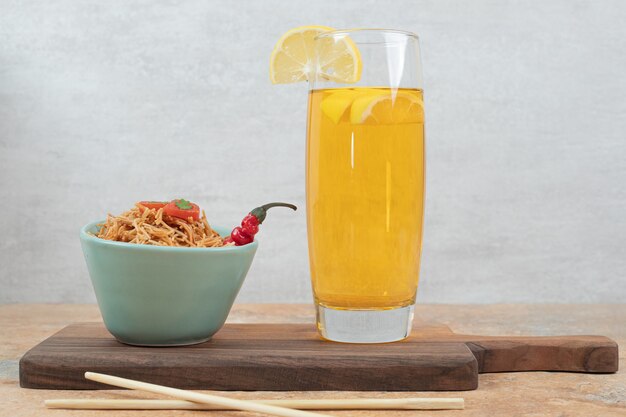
[137,201,167,211]
[163,199,200,221]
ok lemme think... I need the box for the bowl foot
[114,336,213,347]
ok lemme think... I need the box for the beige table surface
[0,304,624,416]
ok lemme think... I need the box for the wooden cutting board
[19,321,618,391]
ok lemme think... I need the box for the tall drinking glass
[306,29,424,343]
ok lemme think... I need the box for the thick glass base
[316,304,414,343]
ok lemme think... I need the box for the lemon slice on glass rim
[270,26,362,84]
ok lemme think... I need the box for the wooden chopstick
[45,397,465,410]
[84,372,331,417]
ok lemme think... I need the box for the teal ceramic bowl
[80,221,257,346]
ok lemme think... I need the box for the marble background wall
[1,0,624,303]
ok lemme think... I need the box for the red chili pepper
[230,202,297,246]
[231,226,253,245]
[241,214,259,236]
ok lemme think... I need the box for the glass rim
[315,28,419,42]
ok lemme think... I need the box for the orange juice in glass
[271,27,424,343]
[307,86,424,308]
[306,30,424,343]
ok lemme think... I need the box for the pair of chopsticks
[45,372,464,415]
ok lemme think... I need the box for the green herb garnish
[175,199,193,210]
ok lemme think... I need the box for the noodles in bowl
[81,198,296,345]
[80,201,259,346]
[94,200,232,248]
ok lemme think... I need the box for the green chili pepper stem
[250,202,297,224]
[260,202,297,212]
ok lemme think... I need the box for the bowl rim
[80,220,258,252]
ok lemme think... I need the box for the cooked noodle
[94,204,227,247]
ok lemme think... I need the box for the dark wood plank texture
[19,322,617,391]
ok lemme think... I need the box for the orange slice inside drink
[350,90,424,124]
